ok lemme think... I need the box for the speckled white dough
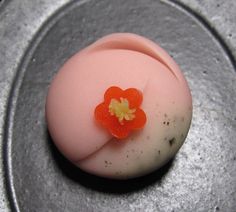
[46,33,192,179]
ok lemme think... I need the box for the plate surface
[4,0,236,211]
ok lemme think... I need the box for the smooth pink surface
[46,33,192,179]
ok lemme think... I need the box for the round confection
[46,33,192,179]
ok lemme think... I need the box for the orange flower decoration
[94,86,147,139]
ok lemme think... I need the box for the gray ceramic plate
[2,0,236,211]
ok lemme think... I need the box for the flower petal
[123,88,143,108]
[126,108,146,129]
[94,103,111,126]
[104,86,123,104]
[108,122,131,139]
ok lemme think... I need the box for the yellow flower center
[109,97,136,124]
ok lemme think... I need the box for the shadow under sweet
[46,129,174,194]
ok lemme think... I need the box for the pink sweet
[46,33,192,179]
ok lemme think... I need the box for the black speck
[158,150,161,155]
[126,155,129,158]
[229,33,232,37]
[215,206,220,211]
[163,121,166,125]
[203,70,207,74]
[169,138,176,146]
[216,4,220,7]
[105,160,112,165]
[233,156,236,161]
[181,134,184,138]
[167,122,170,126]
